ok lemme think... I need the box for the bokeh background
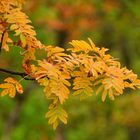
[0,0,140,140]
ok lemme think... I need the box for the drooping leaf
[0,77,23,97]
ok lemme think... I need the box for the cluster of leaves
[0,77,23,97]
[0,0,140,129]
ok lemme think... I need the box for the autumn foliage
[0,0,140,129]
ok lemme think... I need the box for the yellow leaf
[58,114,67,124]
[46,108,57,118]
[9,85,16,98]
[69,40,92,53]
[10,24,18,30]
[0,83,13,89]
[1,89,9,97]
[48,116,57,125]
[108,88,115,101]
[96,85,104,96]
[102,90,107,102]
[20,33,26,48]
[53,121,58,130]
[15,83,23,94]
[1,31,9,51]
[37,77,49,86]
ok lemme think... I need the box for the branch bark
[0,68,35,80]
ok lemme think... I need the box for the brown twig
[0,68,35,80]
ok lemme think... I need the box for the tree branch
[0,68,35,80]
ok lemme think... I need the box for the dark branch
[0,68,35,80]
[0,68,26,76]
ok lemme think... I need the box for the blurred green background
[0,0,140,140]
